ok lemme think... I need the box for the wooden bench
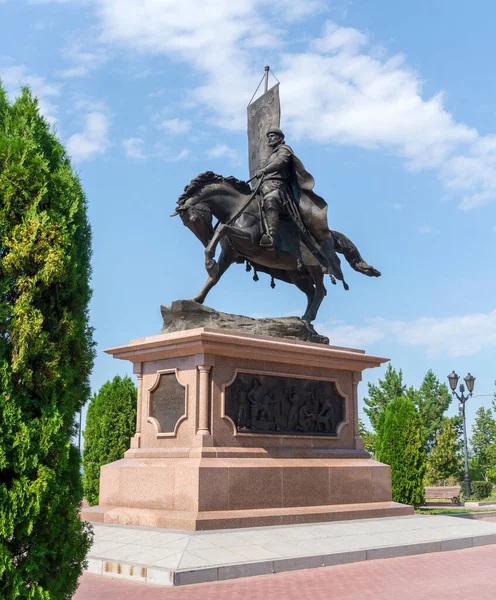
[424,486,461,505]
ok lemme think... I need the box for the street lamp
[448,371,475,499]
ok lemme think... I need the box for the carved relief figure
[285,387,299,431]
[247,379,263,429]
[259,390,277,422]
[316,395,334,433]
[297,402,316,433]
[236,385,250,429]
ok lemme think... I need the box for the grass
[415,507,496,515]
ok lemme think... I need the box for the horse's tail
[331,230,381,278]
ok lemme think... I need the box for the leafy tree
[363,364,406,431]
[470,407,496,483]
[83,376,137,506]
[376,396,426,507]
[358,418,376,456]
[425,417,463,485]
[415,370,452,453]
[0,85,94,598]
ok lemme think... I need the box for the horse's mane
[177,171,251,205]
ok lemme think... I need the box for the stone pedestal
[82,328,413,530]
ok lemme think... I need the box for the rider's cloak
[282,144,331,244]
[266,144,343,278]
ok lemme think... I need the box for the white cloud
[418,225,433,234]
[59,37,109,78]
[321,309,496,358]
[72,95,108,112]
[157,118,192,135]
[0,64,60,123]
[154,144,190,162]
[67,111,110,162]
[273,0,325,20]
[176,149,190,160]
[148,88,166,99]
[206,143,238,162]
[37,2,496,209]
[122,137,145,160]
[318,322,386,349]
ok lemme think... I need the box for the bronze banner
[247,83,280,181]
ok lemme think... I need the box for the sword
[284,199,330,270]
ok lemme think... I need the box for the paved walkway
[86,514,496,586]
[75,543,496,599]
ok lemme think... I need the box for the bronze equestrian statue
[172,128,380,322]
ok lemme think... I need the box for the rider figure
[255,127,295,249]
[254,127,351,285]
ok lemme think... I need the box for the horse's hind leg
[289,274,315,321]
[302,269,327,322]
[332,230,381,277]
[192,244,235,304]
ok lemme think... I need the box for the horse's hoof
[190,297,205,304]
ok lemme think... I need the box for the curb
[85,532,496,586]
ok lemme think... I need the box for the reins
[226,176,264,226]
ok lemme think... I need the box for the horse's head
[172,200,214,247]
[171,171,252,247]
[171,171,220,246]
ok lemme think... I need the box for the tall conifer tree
[0,85,94,598]
[376,396,426,507]
[415,370,452,453]
[363,364,406,431]
[471,407,496,483]
[425,417,462,484]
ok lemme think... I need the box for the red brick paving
[75,545,496,599]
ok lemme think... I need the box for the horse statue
[171,171,380,323]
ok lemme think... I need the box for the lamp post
[448,371,475,499]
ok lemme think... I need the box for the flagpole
[264,65,270,93]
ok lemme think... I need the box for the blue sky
[1,0,495,436]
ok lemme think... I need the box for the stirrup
[260,233,275,248]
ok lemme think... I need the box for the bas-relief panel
[225,372,345,436]
[149,372,186,433]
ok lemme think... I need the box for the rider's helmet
[266,126,285,141]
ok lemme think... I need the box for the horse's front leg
[205,224,252,277]
[192,243,236,304]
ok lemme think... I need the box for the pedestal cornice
[104,327,388,372]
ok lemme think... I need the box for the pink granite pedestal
[81,328,412,530]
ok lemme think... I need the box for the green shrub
[471,480,493,501]
[0,85,94,598]
[376,396,426,507]
[83,376,137,505]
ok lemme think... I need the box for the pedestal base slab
[82,456,413,530]
[81,501,412,531]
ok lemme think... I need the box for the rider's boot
[260,208,279,249]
